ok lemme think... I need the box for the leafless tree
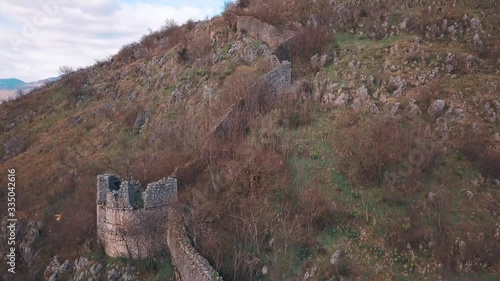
[58,65,74,76]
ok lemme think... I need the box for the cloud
[0,0,225,82]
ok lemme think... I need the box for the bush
[290,26,334,60]
[63,70,89,106]
[242,0,293,26]
[140,19,187,53]
[115,42,140,63]
[459,129,500,179]
[276,95,315,129]
[188,30,212,60]
[330,114,440,187]
[58,65,74,76]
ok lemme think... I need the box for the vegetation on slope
[0,0,499,280]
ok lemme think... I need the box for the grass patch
[335,33,413,50]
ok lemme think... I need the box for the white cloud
[0,0,224,82]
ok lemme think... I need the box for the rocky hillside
[0,0,499,280]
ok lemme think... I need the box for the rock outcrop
[236,16,289,49]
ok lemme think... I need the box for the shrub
[129,151,185,183]
[240,0,288,27]
[58,65,74,76]
[219,67,260,111]
[275,89,316,129]
[140,19,187,53]
[115,42,140,63]
[63,70,89,106]
[180,142,289,280]
[330,114,440,187]
[287,26,335,77]
[188,31,212,60]
[290,26,334,59]
[459,129,500,179]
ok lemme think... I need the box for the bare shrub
[330,114,440,186]
[290,26,334,60]
[129,151,185,183]
[185,19,196,31]
[58,65,74,76]
[459,129,500,179]
[115,42,140,63]
[63,70,88,106]
[241,0,288,26]
[219,67,260,111]
[276,94,315,129]
[300,186,336,232]
[287,26,335,77]
[188,31,212,60]
[179,113,340,279]
[222,1,239,29]
[363,3,389,39]
[140,19,187,53]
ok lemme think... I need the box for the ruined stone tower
[96,174,177,258]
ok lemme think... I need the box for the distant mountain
[0,78,26,90]
[21,77,59,91]
[0,77,60,103]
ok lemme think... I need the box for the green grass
[335,33,413,50]
[280,108,500,280]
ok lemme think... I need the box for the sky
[0,0,227,82]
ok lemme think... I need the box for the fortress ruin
[96,175,222,280]
[96,174,178,259]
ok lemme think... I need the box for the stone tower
[96,174,177,258]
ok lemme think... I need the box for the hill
[0,78,25,90]
[0,1,499,280]
[0,77,60,104]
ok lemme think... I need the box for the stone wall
[212,61,292,139]
[259,60,292,97]
[97,175,222,279]
[166,208,222,281]
[96,175,177,259]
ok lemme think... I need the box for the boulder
[352,98,363,112]
[330,250,343,265]
[427,100,445,119]
[355,85,369,101]
[334,93,350,107]
[311,54,332,69]
[90,263,103,279]
[108,268,122,281]
[236,16,285,49]
[407,100,422,117]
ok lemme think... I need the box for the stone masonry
[167,208,222,281]
[97,175,222,280]
[96,175,177,259]
[212,61,292,138]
